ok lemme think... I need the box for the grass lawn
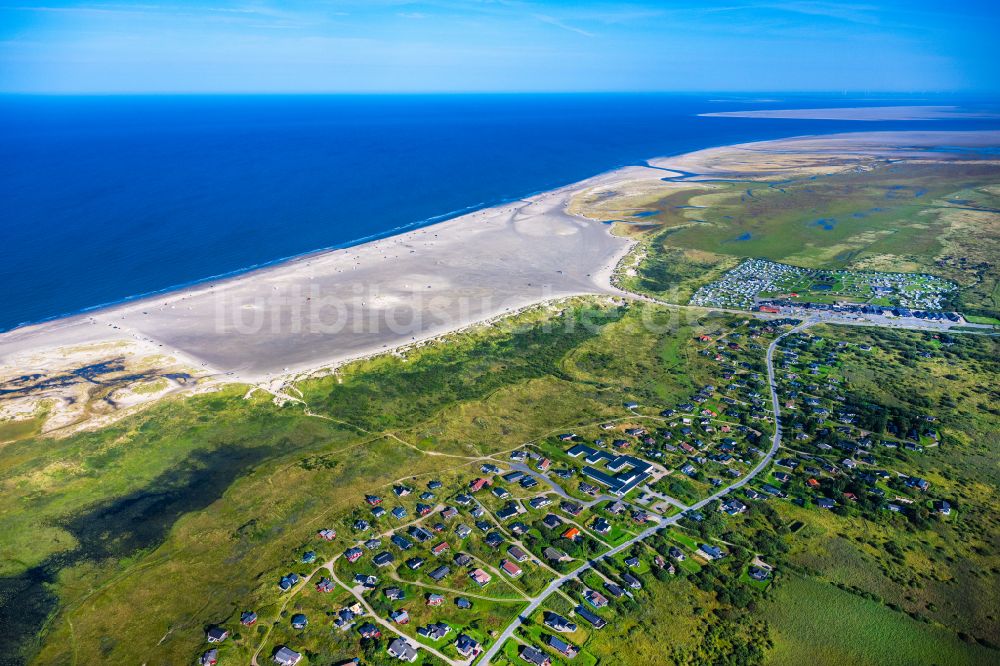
[764,574,995,666]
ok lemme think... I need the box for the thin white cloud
[532,13,594,37]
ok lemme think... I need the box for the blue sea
[2,93,998,332]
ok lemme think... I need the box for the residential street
[478,320,810,664]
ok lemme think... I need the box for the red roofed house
[470,568,492,586]
[500,560,523,578]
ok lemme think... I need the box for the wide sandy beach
[2,129,997,401]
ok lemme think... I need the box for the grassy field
[0,300,742,665]
[764,574,995,666]
[753,323,1000,666]
[2,282,997,665]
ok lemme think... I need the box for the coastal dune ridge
[2,129,997,399]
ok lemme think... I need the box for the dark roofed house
[508,545,529,562]
[390,534,413,550]
[206,627,229,643]
[529,496,552,510]
[417,621,451,640]
[622,572,642,589]
[575,605,606,629]
[335,604,361,630]
[200,648,219,665]
[593,517,611,535]
[546,634,579,658]
[456,597,473,609]
[520,646,551,666]
[357,622,381,639]
[543,611,576,633]
[390,609,410,625]
[408,526,433,542]
[497,503,520,521]
[373,551,395,567]
[698,544,725,560]
[387,638,418,662]
[428,565,451,581]
[290,613,308,630]
[240,611,258,626]
[454,634,482,658]
[560,501,584,517]
[278,573,300,591]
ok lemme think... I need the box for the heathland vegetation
[600,159,1000,320]
[2,297,996,666]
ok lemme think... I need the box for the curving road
[478,320,810,664]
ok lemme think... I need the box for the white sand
[699,106,1000,121]
[2,129,996,392]
[0,171,640,385]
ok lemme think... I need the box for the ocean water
[2,93,998,332]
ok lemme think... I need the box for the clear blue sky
[1,0,997,93]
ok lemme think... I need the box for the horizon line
[1,90,998,98]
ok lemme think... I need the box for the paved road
[478,321,809,664]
